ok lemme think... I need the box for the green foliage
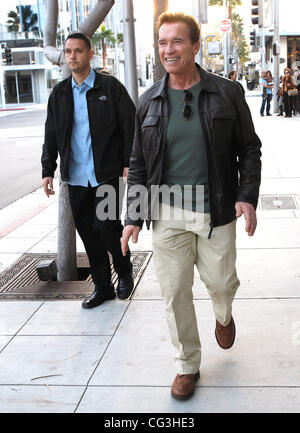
[208,0,242,8]
[92,24,116,47]
[231,12,250,65]
[7,5,39,33]
[91,25,118,69]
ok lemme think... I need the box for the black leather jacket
[126,65,261,230]
[41,70,135,182]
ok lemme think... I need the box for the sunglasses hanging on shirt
[183,90,192,120]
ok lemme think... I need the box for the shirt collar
[72,68,95,89]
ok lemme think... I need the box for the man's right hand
[121,225,142,256]
[42,177,55,197]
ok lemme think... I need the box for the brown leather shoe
[215,316,236,349]
[171,371,200,400]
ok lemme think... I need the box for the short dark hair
[156,12,200,44]
[65,32,92,51]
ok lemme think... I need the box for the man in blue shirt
[259,69,273,116]
[42,33,136,308]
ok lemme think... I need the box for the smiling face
[64,38,93,75]
[158,21,200,78]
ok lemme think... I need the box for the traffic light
[251,0,263,27]
[251,0,259,25]
[229,56,236,65]
[5,47,12,65]
[250,30,256,46]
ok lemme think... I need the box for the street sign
[220,19,231,32]
[207,41,222,55]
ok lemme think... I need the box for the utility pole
[122,0,138,104]
[194,0,208,67]
[261,26,266,69]
[273,0,280,113]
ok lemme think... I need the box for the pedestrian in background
[280,67,297,118]
[291,68,300,114]
[228,70,245,95]
[259,70,273,116]
[276,75,284,116]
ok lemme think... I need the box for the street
[0,109,47,210]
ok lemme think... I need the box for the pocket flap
[211,108,236,120]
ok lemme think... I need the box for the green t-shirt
[162,81,209,213]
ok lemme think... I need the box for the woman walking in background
[280,68,297,117]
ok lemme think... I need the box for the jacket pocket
[141,115,160,155]
[210,107,236,154]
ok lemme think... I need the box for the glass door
[5,71,17,103]
[17,71,33,103]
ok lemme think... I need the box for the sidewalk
[0,98,300,413]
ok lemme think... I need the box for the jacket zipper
[197,89,214,239]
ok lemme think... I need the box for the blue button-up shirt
[68,69,99,187]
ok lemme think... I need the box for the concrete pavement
[0,96,300,413]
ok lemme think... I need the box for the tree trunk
[43,0,115,281]
[153,0,168,82]
[102,39,106,68]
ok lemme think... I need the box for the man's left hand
[235,201,257,236]
[123,167,129,181]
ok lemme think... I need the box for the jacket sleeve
[115,80,136,168]
[233,85,262,209]
[41,91,58,178]
[125,107,147,228]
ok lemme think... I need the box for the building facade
[260,0,300,73]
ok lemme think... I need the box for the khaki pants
[152,203,240,374]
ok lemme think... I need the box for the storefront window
[296,37,300,67]
[4,71,33,104]
[287,37,300,69]
[12,51,31,65]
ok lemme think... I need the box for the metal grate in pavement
[0,251,152,300]
[259,195,298,210]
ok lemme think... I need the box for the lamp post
[273,0,280,113]
[122,0,138,104]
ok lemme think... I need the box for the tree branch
[79,0,115,37]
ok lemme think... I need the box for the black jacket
[126,66,262,229]
[41,70,136,182]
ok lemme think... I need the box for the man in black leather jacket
[42,32,136,308]
[122,13,261,401]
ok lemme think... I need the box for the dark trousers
[260,94,272,115]
[283,92,293,117]
[68,178,131,288]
